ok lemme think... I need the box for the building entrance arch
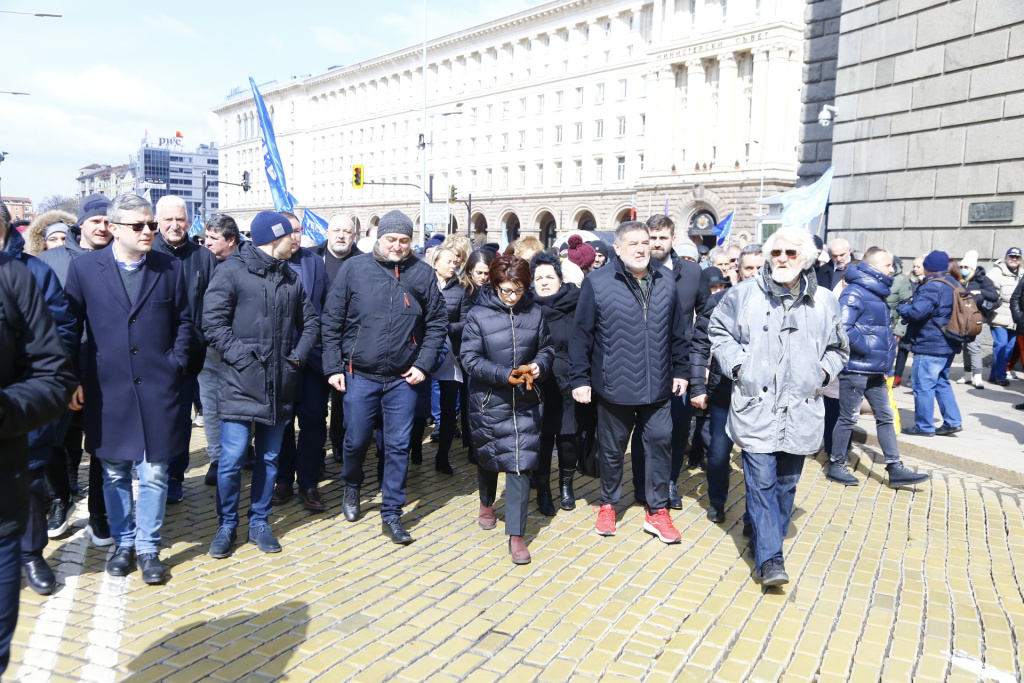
[472,213,488,246]
[536,210,557,248]
[500,211,521,243]
[576,210,596,232]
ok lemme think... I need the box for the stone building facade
[800,0,1024,260]
[212,0,806,247]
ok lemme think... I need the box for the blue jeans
[911,353,961,433]
[100,458,170,554]
[217,420,287,528]
[0,531,20,677]
[990,328,1017,381]
[742,451,804,574]
[343,374,417,521]
[706,403,734,508]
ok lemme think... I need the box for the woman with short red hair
[460,255,554,564]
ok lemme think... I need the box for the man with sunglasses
[709,227,848,588]
[64,194,197,584]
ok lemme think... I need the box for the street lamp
[0,92,30,96]
[0,152,8,198]
[0,10,62,17]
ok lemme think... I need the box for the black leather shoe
[935,424,963,436]
[342,487,360,522]
[271,482,292,506]
[204,461,219,486]
[901,426,934,437]
[88,516,113,547]
[106,547,135,577]
[23,557,56,595]
[668,481,683,510]
[706,505,725,523]
[535,475,556,516]
[382,519,413,545]
[138,553,166,585]
[298,486,327,512]
[248,523,281,553]
[559,470,576,511]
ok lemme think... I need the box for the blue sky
[1,0,544,202]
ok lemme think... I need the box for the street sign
[423,203,450,235]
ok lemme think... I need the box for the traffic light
[241,171,250,192]
[449,185,458,203]
[352,165,364,189]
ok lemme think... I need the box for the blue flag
[664,198,669,216]
[711,212,733,247]
[780,166,834,227]
[301,207,328,245]
[188,214,204,238]
[249,77,298,213]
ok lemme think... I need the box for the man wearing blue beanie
[202,210,319,558]
[898,250,963,438]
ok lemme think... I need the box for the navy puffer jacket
[898,273,959,355]
[840,262,896,375]
[460,285,554,474]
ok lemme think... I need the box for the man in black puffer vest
[570,221,689,545]
[322,210,448,545]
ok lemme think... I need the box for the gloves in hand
[508,365,534,390]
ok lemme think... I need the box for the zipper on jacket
[509,306,521,475]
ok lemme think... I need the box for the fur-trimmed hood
[24,210,76,256]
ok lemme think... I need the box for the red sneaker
[644,508,681,544]
[892,376,902,387]
[595,504,616,536]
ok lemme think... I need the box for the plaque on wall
[968,201,1014,223]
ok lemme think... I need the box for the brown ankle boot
[478,505,496,530]
[509,535,531,565]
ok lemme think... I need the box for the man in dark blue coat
[64,194,196,585]
[569,221,689,544]
[273,212,331,511]
[153,195,218,503]
[322,210,448,545]
[828,250,929,488]
[898,250,963,437]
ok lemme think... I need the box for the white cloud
[143,13,207,42]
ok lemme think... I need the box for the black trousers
[435,381,460,464]
[278,366,330,489]
[329,387,345,457]
[537,434,580,483]
[20,467,48,560]
[477,467,531,536]
[597,398,672,510]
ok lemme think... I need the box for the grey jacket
[709,264,849,456]
[987,259,1020,329]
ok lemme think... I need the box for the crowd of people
[0,190,1021,675]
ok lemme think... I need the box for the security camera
[818,105,838,127]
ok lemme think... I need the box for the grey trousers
[477,468,531,537]
[831,373,901,465]
[962,337,983,375]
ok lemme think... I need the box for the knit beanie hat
[424,233,445,251]
[250,210,293,246]
[922,250,949,273]
[45,222,69,240]
[377,210,414,239]
[960,250,978,270]
[675,242,699,261]
[77,194,110,224]
[567,234,596,270]
[587,240,609,258]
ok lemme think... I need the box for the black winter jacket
[690,288,731,408]
[535,283,582,434]
[570,256,688,405]
[461,285,554,473]
[963,266,1000,317]
[1011,276,1024,330]
[154,232,218,374]
[816,261,847,291]
[321,251,448,382]
[202,242,319,425]
[670,254,709,349]
[839,262,896,375]
[0,253,77,538]
[439,276,472,354]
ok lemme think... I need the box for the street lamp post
[419,0,428,247]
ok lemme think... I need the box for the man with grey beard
[709,227,848,588]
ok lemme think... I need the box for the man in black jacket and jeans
[0,253,78,676]
[570,221,689,544]
[202,211,318,558]
[322,210,448,544]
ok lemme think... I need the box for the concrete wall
[826,0,1024,260]
[797,0,843,186]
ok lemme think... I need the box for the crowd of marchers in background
[1,191,1021,676]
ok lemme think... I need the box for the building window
[470,137,476,154]
[595,157,603,182]
[575,122,583,141]
[486,167,493,189]
[574,160,583,183]
[595,120,604,139]
[555,125,563,143]
[502,133,509,151]
[639,153,645,170]
[502,101,509,119]
[576,87,584,106]
[502,166,509,188]
[518,131,526,149]
[619,79,628,98]
[555,91,564,109]
[596,84,605,103]
[642,74,648,96]
[640,114,646,133]
[604,51,610,64]
[487,104,494,121]
[555,161,562,184]
[617,117,626,135]
[471,169,478,189]
[536,128,544,145]
[604,20,612,36]
[486,135,493,152]
[537,94,545,113]
[520,98,527,115]
[518,165,526,186]
[535,164,543,185]
[617,156,626,180]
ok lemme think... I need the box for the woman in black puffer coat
[530,252,584,514]
[460,255,554,565]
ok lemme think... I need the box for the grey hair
[762,227,819,270]
[707,246,728,262]
[614,220,648,244]
[155,195,187,216]
[108,194,154,224]
[739,243,763,268]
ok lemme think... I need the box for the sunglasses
[113,221,158,232]
[770,249,799,259]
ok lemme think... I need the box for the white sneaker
[956,376,967,384]
[1009,371,1018,380]
[973,374,984,389]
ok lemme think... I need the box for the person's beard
[771,264,801,285]
[330,241,352,257]
[650,245,670,263]
[621,252,650,272]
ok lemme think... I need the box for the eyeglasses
[113,221,158,232]
[497,286,525,297]
[770,249,799,259]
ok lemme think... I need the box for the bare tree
[37,194,79,214]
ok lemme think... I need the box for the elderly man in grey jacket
[709,226,849,588]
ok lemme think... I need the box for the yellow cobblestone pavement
[8,428,1024,682]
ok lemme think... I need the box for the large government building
[212,0,805,247]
